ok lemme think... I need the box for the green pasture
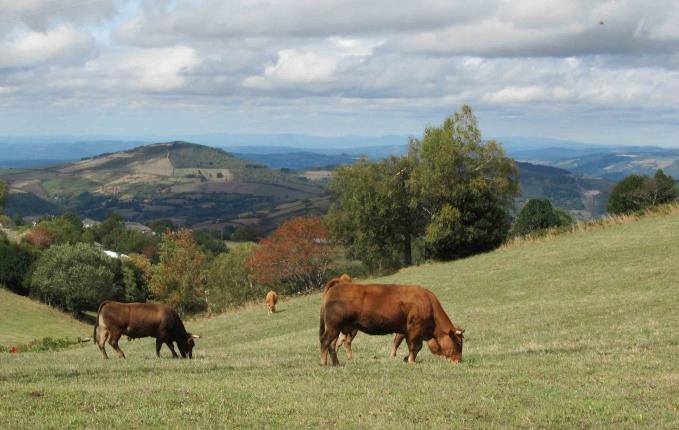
[1,212,678,428]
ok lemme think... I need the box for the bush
[608,170,679,215]
[31,243,121,314]
[194,230,228,256]
[205,243,262,312]
[0,337,83,353]
[231,225,261,242]
[512,199,572,236]
[36,212,84,245]
[0,236,37,295]
[149,229,207,315]
[120,255,151,303]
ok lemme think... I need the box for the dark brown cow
[320,277,464,366]
[94,301,200,359]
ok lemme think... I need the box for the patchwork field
[1,212,678,428]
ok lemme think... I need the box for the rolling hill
[0,142,328,231]
[1,207,677,427]
[0,288,89,346]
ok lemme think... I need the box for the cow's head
[178,334,200,359]
[438,328,464,363]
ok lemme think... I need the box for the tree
[410,105,520,260]
[248,217,335,293]
[512,199,571,236]
[327,155,422,271]
[150,219,176,235]
[149,229,207,315]
[607,170,678,215]
[121,254,151,302]
[327,105,519,268]
[231,225,261,242]
[91,212,158,256]
[36,212,84,245]
[194,230,228,257]
[30,243,121,314]
[0,236,36,295]
[206,243,261,312]
[22,225,55,249]
[0,180,7,211]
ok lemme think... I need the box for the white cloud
[243,49,338,90]
[116,45,202,91]
[0,25,95,68]
[3,0,679,143]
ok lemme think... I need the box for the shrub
[149,229,207,315]
[231,225,261,242]
[121,254,151,302]
[512,199,572,237]
[608,170,679,215]
[205,243,262,312]
[31,243,121,314]
[0,236,37,295]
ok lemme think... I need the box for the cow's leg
[344,329,357,360]
[155,338,163,358]
[320,327,340,366]
[391,333,405,357]
[108,331,126,359]
[165,341,179,358]
[406,338,423,365]
[97,328,110,359]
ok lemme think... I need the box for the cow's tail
[92,301,110,343]
[319,305,325,339]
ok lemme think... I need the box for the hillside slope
[1,212,678,427]
[0,142,327,230]
[0,289,89,345]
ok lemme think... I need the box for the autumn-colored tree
[248,217,335,293]
[149,228,207,315]
[23,225,55,249]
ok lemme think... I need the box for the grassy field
[1,213,678,428]
[0,289,89,345]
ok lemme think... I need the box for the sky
[1,0,679,146]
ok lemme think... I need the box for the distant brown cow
[94,301,200,359]
[266,291,278,314]
[320,278,464,366]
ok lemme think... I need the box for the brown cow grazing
[320,279,464,366]
[94,301,200,359]
[266,291,278,314]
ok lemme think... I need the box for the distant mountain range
[0,142,328,232]
[4,134,679,181]
[4,135,679,222]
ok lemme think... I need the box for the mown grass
[1,212,679,428]
[0,289,89,346]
